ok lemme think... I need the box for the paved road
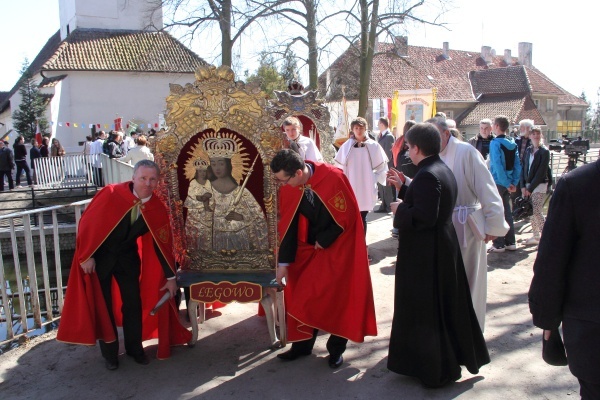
[0,209,578,399]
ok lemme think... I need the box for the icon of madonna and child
[183,132,268,257]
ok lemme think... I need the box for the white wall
[59,0,163,39]
[51,70,196,153]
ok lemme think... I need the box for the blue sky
[1,0,597,107]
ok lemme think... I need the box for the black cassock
[387,154,490,387]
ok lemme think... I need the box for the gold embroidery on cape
[328,191,347,212]
[157,225,170,244]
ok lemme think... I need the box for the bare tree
[321,0,449,117]
[152,0,291,67]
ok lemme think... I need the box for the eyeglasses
[273,174,292,185]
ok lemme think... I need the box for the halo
[185,131,250,183]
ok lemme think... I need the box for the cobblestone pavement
[0,210,578,400]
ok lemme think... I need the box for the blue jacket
[490,134,521,188]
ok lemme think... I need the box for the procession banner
[395,89,436,130]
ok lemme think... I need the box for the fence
[34,155,94,188]
[0,199,91,347]
[33,154,133,188]
[549,148,600,181]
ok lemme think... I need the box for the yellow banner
[395,89,436,131]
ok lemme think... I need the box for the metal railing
[32,153,133,189]
[34,155,95,188]
[0,199,91,346]
[102,154,134,185]
[549,149,600,181]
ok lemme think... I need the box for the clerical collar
[306,163,313,179]
[354,139,367,148]
[133,189,152,204]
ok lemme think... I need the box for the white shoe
[506,244,518,251]
[487,246,505,253]
[524,237,540,246]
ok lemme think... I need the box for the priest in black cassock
[386,122,489,388]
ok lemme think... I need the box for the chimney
[481,46,493,64]
[518,42,533,67]
[442,42,450,59]
[504,49,512,65]
[394,36,408,57]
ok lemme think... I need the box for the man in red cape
[57,160,191,369]
[270,149,377,369]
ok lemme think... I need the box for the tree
[12,59,48,141]
[322,0,448,117]
[580,91,592,133]
[154,0,291,67]
[255,0,320,89]
[246,53,287,96]
[280,50,299,84]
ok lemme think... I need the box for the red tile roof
[320,42,587,107]
[1,28,207,114]
[43,29,207,73]
[470,66,531,96]
[456,93,546,126]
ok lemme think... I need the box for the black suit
[529,159,600,395]
[520,145,550,192]
[97,207,174,361]
[377,130,395,211]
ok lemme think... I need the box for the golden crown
[202,134,238,159]
[193,159,209,169]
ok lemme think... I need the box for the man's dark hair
[494,115,510,133]
[404,123,441,156]
[378,117,389,128]
[270,149,305,176]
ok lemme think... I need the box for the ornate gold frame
[269,88,336,163]
[152,65,282,272]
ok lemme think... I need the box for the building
[319,38,588,139]
[0,0,207,152]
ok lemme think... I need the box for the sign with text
[395,89,436,131]
[190,281,262,304]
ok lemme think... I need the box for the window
[442,110,454,119]
[546,99,554,111]
[534,99,540,108]
[557,120,581,134]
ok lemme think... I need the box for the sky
[1,0,598,107]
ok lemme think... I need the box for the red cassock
[57,182,191,359]
[278,162,377,343]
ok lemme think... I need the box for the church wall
[52,70,195,153]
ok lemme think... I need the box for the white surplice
[440,136,509,331]
[296,135,323,162]
[334,138,388,211]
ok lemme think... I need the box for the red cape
[278,162,377,343]
[57,182,191,359]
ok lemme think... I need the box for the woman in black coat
[520,127,550,246]
[13,135,32,187]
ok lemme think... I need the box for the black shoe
[374,208,388,213]
[104,358,119,370]
[127,352,150,365]
[328,354,343,369]
[277,349,311,361]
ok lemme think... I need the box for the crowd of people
[54,113,596,398]
[0,129,155,190]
